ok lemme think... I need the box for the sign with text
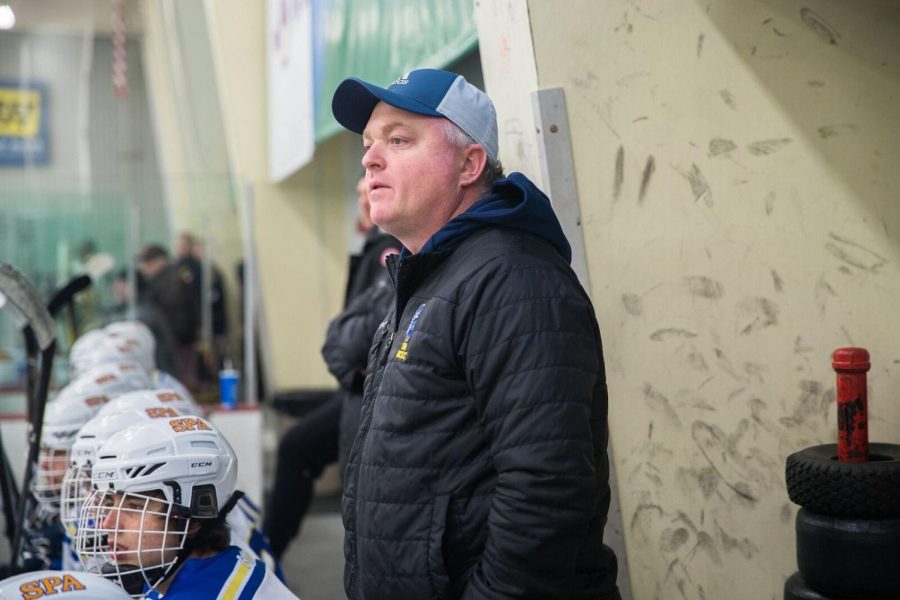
[0,81,49,166]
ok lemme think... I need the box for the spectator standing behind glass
[137,244,200,390]
[331,68,620,599]
[176,232,230,376]
[263,177,399,561]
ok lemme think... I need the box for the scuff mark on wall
[800,7,841,45]
[685,275,724,299]
[643,383,683,428]
[697,33,705,57]
[651,328,698,341]
[691,420,766,503]
[709,137,737,157]
[764,191,775,216]
[737,297,779,334]
[825,232,888,271]
[778,380,831,428]
[622,292,642,315]
[686,164,712,206]
[747,138,792,156]
[818,123,859,139]
[638,155,656,204]
[716,522,760,559]
[614,145,625,201]
[719,89,736,109]
[814,275,838,315]
[681,343,710,371]
[743,362,767,383]
[770,269,783,292]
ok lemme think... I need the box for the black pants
[264,397,340,559]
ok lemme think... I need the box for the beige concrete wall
[481,0,900,598]
[144,0,350,391]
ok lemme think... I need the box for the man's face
[37,446,69,488]
[361,102,469,252]
[99,491,183,568]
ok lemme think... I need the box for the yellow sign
[0,87,41,137]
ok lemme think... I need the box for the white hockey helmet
[35,390,112,513]
[61,406,185,528]
[95,388,202,421]
[65,361,154,400]
[69,328,106,367]
[75,418,238,595]
[70,331,155,379]
[0,570,131,599]
[152,371,197,407]
[103,321,155,356]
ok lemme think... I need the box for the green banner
[314,0,477,142]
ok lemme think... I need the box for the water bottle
[218,359,239,410]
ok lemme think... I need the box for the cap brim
[332,77,444,135]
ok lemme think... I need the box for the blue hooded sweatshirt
[404,172,572,264]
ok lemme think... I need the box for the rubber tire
[784,572,843,600]
[785,443,900,517]
[795,508,900,600]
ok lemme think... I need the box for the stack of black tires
[784,443,900,599]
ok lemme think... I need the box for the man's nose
[362,143,384,170]
[101,504,119,529]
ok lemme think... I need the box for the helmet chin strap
[113,490,246,595]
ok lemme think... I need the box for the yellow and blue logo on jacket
[395,303,426,361]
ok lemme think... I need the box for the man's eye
[389,137,405,145]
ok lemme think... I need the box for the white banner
[267,0,315,182]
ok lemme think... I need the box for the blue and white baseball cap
[332,68,499,162]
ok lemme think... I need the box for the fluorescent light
[0,5,15,30]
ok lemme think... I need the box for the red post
[832,347,870,462]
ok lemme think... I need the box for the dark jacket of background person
[344,227,401,305]
[342,173,619,600]
[262,230,398,560]
[322,276,394,468]
[142,259,198,346]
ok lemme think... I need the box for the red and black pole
[832,347,870,462]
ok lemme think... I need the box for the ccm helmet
[75,417,238,595]
[35,390,111,514]
[95,389,202,421]
[61,405,184,529]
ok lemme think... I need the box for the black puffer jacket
[343,174,619,600]
[322,276,394,467]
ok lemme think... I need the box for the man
[331,68,620,599]
[137,244,199,390]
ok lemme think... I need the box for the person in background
[331,68,620,599]
[137,244,199,391]
[263,176,399,561]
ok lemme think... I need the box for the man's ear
[459,145,488,188]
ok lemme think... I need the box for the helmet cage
[61,464,94,527]
[34,446,71,514]
[74,488,189,597]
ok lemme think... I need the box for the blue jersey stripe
[236,559,266,600]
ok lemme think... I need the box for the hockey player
[74,418,297,598]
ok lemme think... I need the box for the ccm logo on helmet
[19,574,86,598]
[169,417,211,433]
[146,407,179,418]
[94,470,116,481]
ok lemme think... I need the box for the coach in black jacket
[332,68,620,600]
